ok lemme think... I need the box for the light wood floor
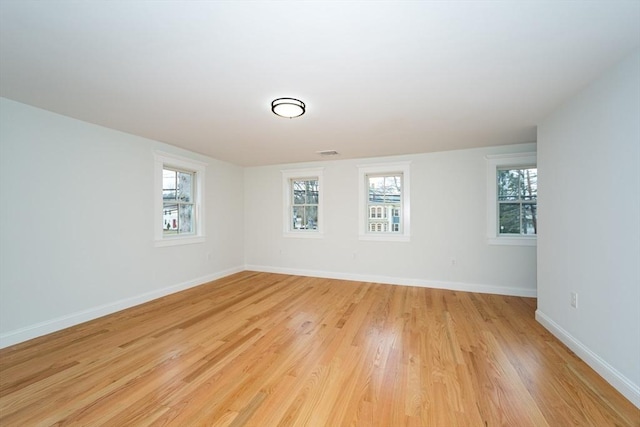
[0,272,638,426]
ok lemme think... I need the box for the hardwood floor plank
[1,272,638,426]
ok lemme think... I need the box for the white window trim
[486,152,537,246]
[358,161,411,242]
[281,167,324,238]
[154,151,206,247]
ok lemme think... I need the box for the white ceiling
[1,1,639,166]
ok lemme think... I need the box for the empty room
[0,1,638,425]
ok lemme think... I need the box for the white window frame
[358,161,411,242]
[154,151,206,247]
[281,167,324,238]
[486,152,537,246]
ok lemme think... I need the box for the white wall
[537,50,640,406]
[0,98,245,347]
[245,144,537,296]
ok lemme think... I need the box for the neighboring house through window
[358,161,411,242]
[162,167,195,235]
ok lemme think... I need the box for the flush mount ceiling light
[271,97,305,118]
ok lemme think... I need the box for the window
[291,178,319,230]
[497,167,537,235]
[162,168,195,235]
[282,168,324,237]
[486,152,537,246]
[154,152,206,247]
[358,161,411,241]
[367,174,401,233]
[370,206,386,219]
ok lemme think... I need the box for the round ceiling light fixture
[271,97,305,118]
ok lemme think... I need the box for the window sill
[359,234,410,242]
[155,236,205,247]
[488,236,536,246]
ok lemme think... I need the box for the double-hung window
[162,167,195,235]
[486,152,537,246]
[358,161,410,242]
[367,174,401,233]
[282,168,324,237]
[497,167,537,235]
[154,152,206,247]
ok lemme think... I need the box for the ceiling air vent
[316,150,339,156]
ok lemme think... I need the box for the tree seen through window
[497,167,537,235]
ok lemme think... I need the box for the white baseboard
[0,264,536,346]
[536,309,640,408]
[0,265,244,349]
[244,264,537,298]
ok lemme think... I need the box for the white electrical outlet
[570,292,578,308]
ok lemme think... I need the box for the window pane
[368,176,385,202]
[291,205,318,230]
[163,169,177,200]
[292,180,306,204]
[497,169,521,201]
[522,168,537,200]
[163,203,178,235]
[499,203,521,234]
[292,206,304,229]
[177,172,192,202]
[305,180,319,204]
[523,203,537,235]
[178,204,193,233]
[384,175,401,202]
[305,206,318,229]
